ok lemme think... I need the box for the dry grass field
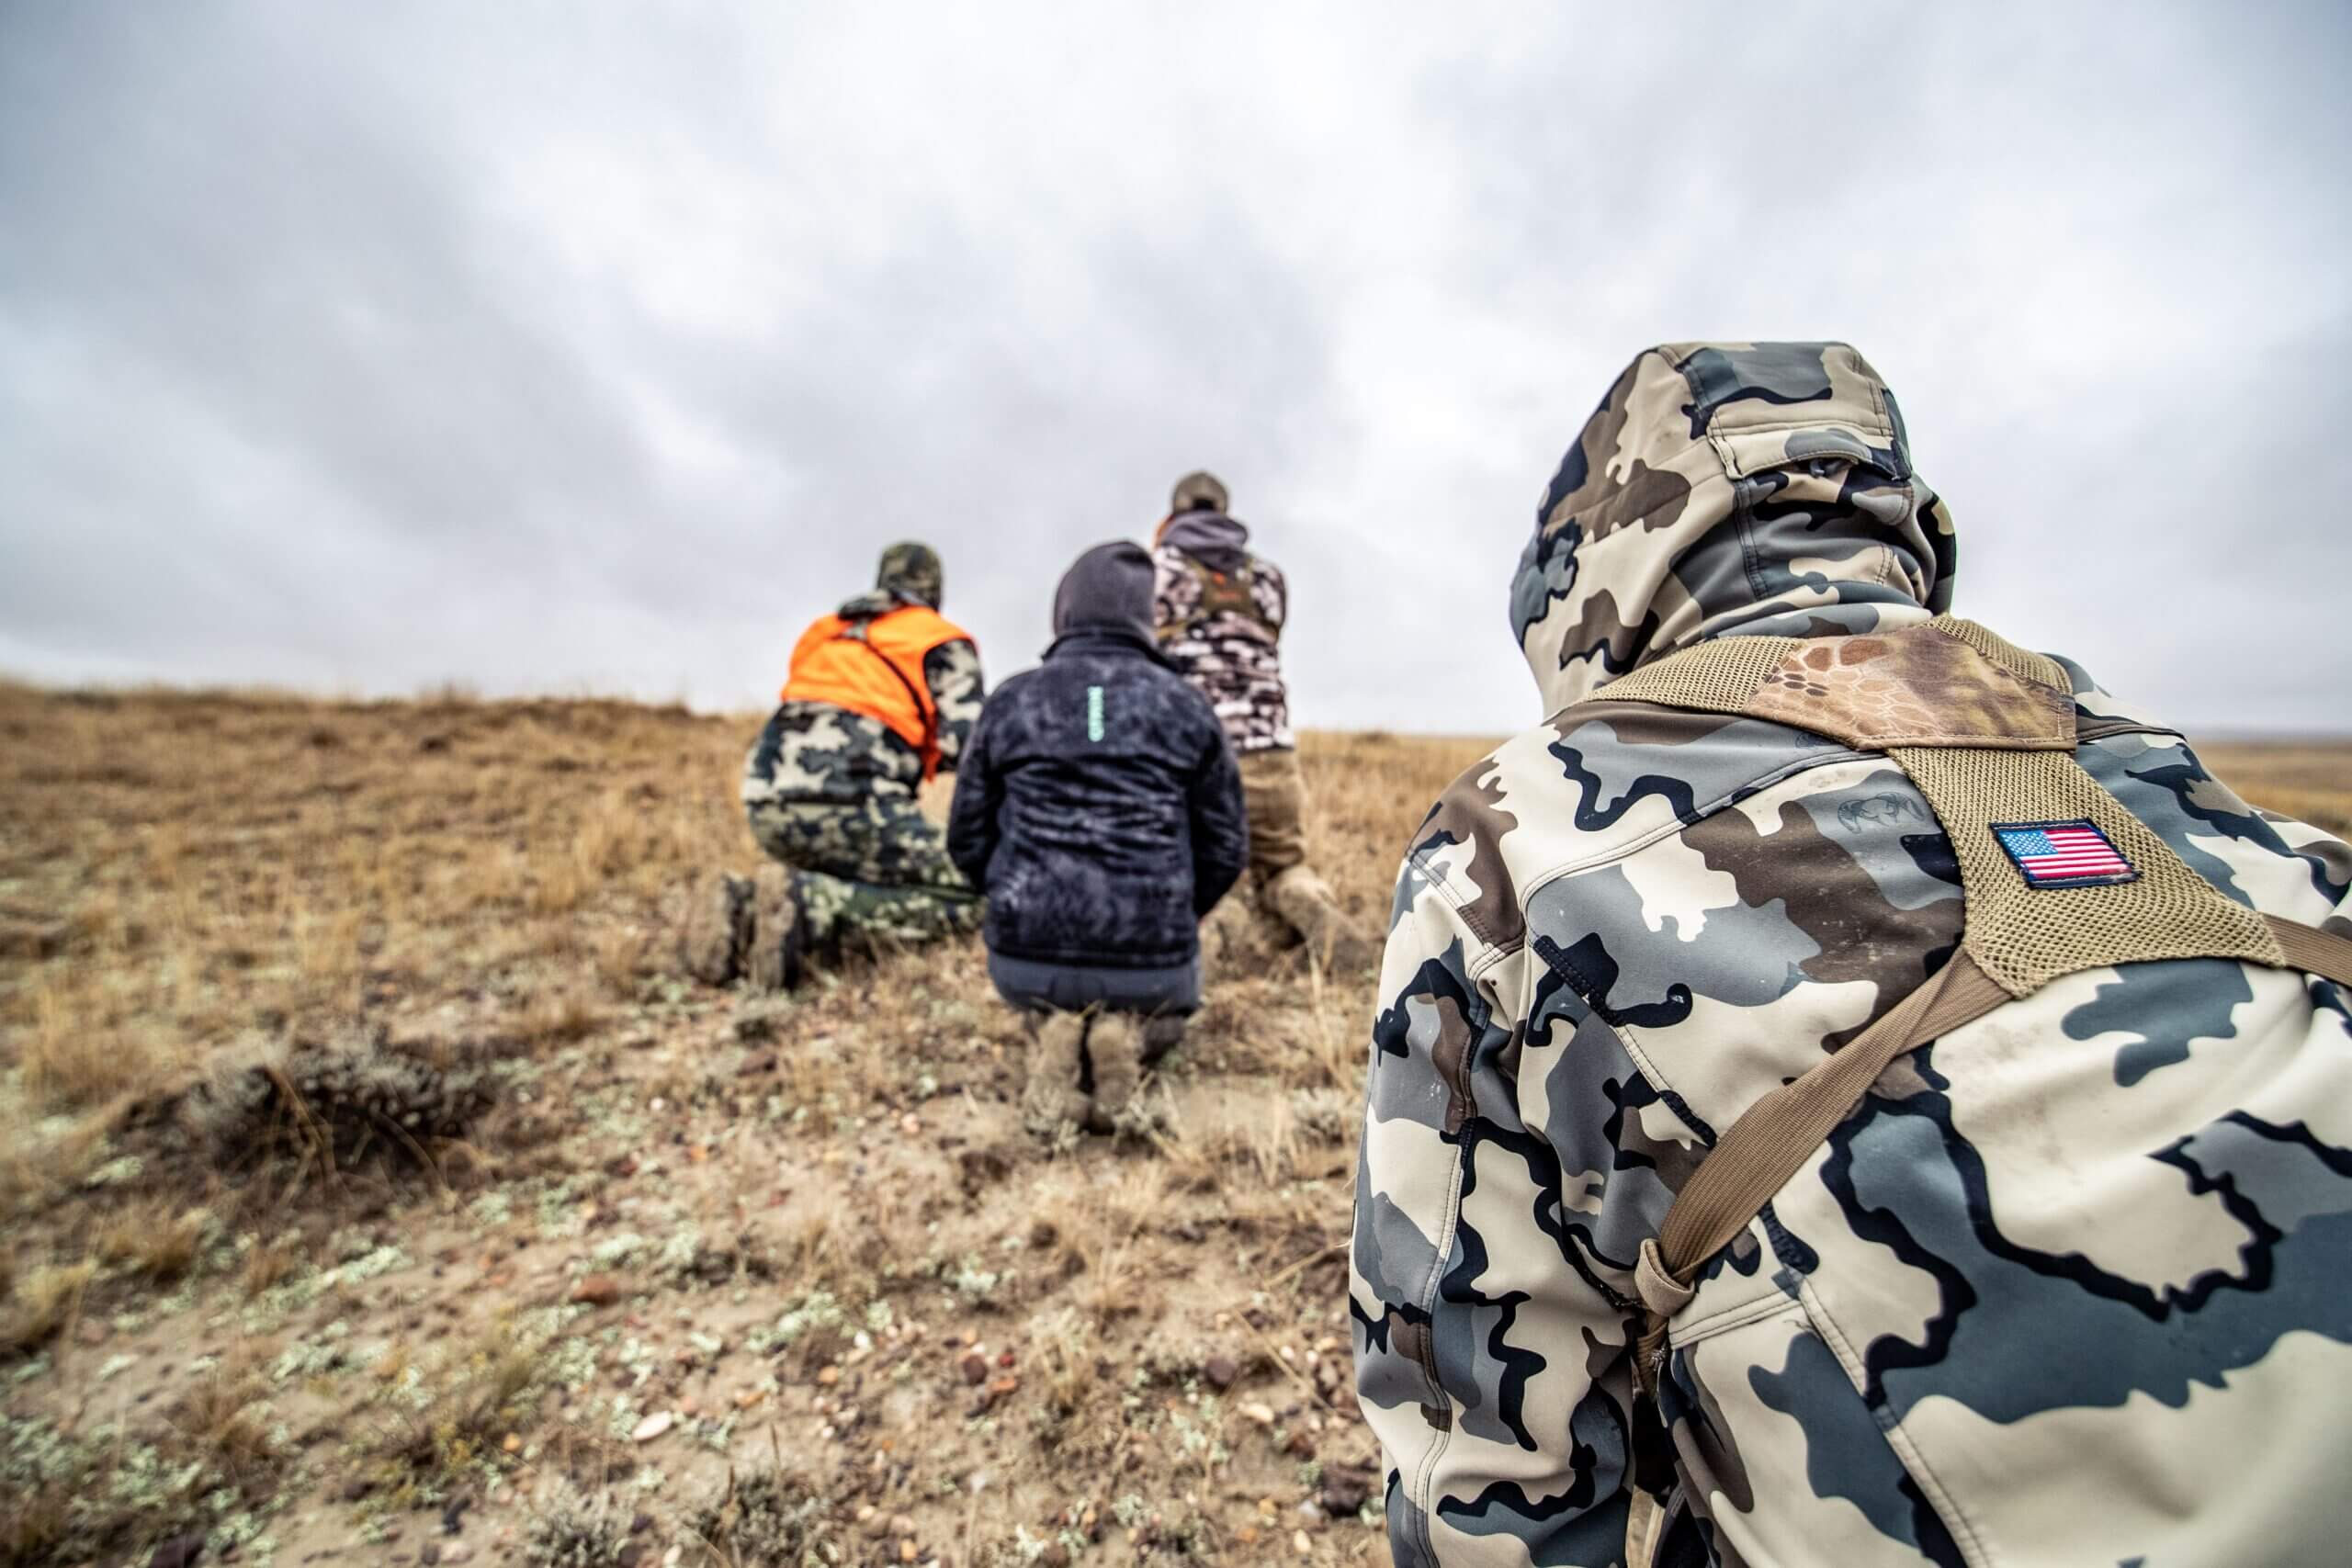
[0,682,2344,1568]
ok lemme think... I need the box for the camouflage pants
[1235,748,1353,961]
[1237,747,1308,880]
[746,795,981,953]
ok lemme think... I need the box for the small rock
[1291,1529,1312,1556]
[1295,1501,1326,1526]
[956,1351,989,1385]
[899,1113,922,1135]
[420,1549,441,1566]
[629,1514,654,1536]
[1040,1546,1070,1568]
[816,1366,841,1387]
[1318,1464,1375,1517]
[1283,1429,1315,1459]
[630,1411,674,1443]
[1202,1354,1238,1390]
[340,1476,377,1503]
[890,1516,917,1538]
[1239,1401,1277,1427]
[898,1541,918,1564]
[149,1535,206,1568]
[571,1274,625,1307]
[440,1547,475,1566]
[501,1433,523,1454]
[616,1549,645,1568]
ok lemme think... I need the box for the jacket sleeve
[1184,717,1248,917]
[923,638,986,773]
[1351,846,1640,1568]
[944,695,1001,889]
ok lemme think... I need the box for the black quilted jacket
[947,545,1248,970]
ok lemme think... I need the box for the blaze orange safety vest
[779,604,971,779]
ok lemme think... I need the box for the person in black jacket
[947,541,1249,1134]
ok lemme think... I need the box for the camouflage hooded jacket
[1350,344,2352,1567]
[1152,512,1295,753]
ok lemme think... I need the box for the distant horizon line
[5,667,2346,748]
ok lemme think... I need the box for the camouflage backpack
[1180,552,1273,633]
[1600,616,2352,1547]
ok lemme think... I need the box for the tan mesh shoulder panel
[1596,636,1796,716]
[1928,615,2067,691]
[1594,622,2072,751]
[1892,746,2282,995]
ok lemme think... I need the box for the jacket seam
[1663,1270,1792,1344]
[1403,1145,1469,1567]
[1798,1277,1991,1568]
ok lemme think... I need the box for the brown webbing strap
[1630,914,2352,1397]
[1630,951,2008,1392]
[2271,915,2352,987]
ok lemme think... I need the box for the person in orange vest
[683,541,985,989]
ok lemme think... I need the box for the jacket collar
[1044,623,1172,668]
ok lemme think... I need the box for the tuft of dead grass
[95,1200,210,1282]
[364,1319,557,1489]
[1,1260,96,1355]
[17,977,173,1107]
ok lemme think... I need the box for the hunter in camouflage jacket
[1350,343,2352,1567]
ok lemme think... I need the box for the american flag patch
[1991,820,2137,887]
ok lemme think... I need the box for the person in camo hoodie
[1152,471,1365,970]
[1350,343,2352,1567]
[949,542,1248,1135]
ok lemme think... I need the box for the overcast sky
[3,2,2346,735]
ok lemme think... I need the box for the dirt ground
[0,683,2344,1568]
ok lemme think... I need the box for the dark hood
[1050,541,1158,646]
[1510,341,1957,715]
[1159,510,1252,575]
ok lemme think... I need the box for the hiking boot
[679,873,753,986]
[1140,1014,1187,1068]
[1268,864,1367,973]
[1084,1013,1145,1134]
[744,865,807,992]
[1022,1011,1091,1137]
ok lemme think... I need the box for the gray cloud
[3,1,2346,733]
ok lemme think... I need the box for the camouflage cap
[1510,342,1956,718]
[876,541,944,609]
[1170,470,1229,515]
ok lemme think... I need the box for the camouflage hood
[1510,342,1957,716]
